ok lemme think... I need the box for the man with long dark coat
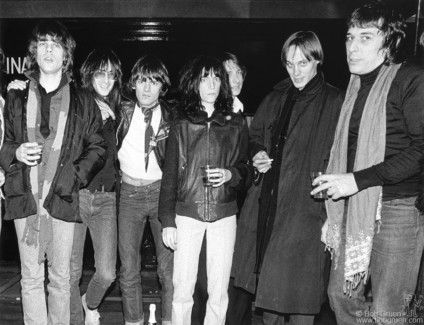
[232,31,343,324]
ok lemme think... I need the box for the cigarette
[263,159,274,162]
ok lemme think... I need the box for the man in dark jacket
[0,21,105,324]
[116,55,173,325]
[232,31,343,324]
[312,2,424,324]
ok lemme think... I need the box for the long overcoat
[232,73,343,314]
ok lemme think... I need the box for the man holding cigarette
[232,31,343,323]
[311,2,424,324]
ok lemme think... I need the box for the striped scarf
[21,80,70,265]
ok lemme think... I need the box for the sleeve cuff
[353,166,381,191]
[160,215,177,228]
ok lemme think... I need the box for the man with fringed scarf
[0,21,106,324]
[311,2,424,324]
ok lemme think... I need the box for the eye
[213,77,221,83]
[300,61,308,67]
[361,36,371,41]
[201,77,208,82]
[286,62,293,68]
[346,35,353,42]
[107,72,117,80]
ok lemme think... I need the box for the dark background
[0,18,418,114]
[0,0,422,262]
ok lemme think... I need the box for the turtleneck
[347,64,383,172]
[292,72,322,99]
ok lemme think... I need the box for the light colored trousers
[15,217,75,325]
[172,214,236,325]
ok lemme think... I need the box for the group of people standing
[1,1,424,325]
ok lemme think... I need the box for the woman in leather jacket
[159,55,251,325]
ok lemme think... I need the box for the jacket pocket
[4,164,25,198]
[53,163,80,202]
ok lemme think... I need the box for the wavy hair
[221,52,247,79]
[348,0,406,64]
[80,48,122,111]
[281,31,324,67]
[178,55,233,117]
[26,20,76,73]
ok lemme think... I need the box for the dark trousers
[191,235,253,325]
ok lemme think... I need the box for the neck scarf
[22,80,70,265]
[325,63,401,293]
[142,101,160,171]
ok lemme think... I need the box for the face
[36,35,65,76]
[224,60,244,97]
[92,61,116,98]
[285,46,318,90]
[346,26,386,75]
[135,75,162,108]
[199,69,221,106]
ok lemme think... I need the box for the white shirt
[233,96,244,113]
[118,104,163,180]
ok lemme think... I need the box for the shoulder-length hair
[26,20,76,73]
[127,54,171,98]
[221,52,247,79]
[281,31,324,67]
[80,48,122,110]
[347,0,406,64]
[178,55,233,117]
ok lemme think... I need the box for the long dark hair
[178,55,233,117]
[80,48,122,111]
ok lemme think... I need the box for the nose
[46,43,53,52]
[293,64,300,76]
[230,73,239,85]
[208,78,216,89]
[347,39,358,53]
[144,81,151,92]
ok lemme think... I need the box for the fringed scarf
[325,63,401,294]
[21,80,70,265]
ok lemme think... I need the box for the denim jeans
[69,189,117,325]
[262,312,314,325]
[328,196,424,324]
[15,217,75,325]
[118,180,174,323]
[172,215,236,325]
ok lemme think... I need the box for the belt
[88,183,116,193]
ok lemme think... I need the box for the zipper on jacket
[205,121,211,221]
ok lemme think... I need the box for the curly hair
[348,0,406,64]
[80,48,122,111]
[178,55,233,117]
[26,20,76,73]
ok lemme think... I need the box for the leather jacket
[116,99,173,169]
[159,110,253,227]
